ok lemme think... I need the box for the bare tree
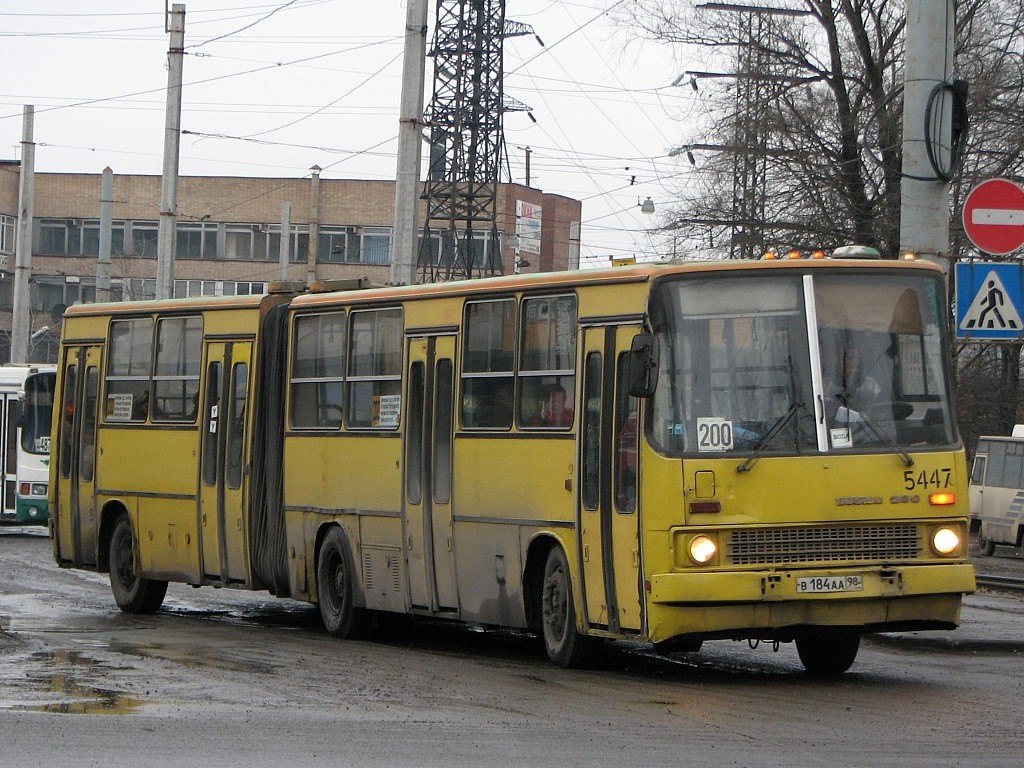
[623,1,1024,262]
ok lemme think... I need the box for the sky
[0,0,705,268]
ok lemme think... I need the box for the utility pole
[899,0,956,274]
[156,3,185,300]
[279,201,291,282]
[306,166,321,286]
[11,105,35,363]
[97,167,113,303]
[390,0,429,286]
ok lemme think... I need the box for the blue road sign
[956,261,1024,340]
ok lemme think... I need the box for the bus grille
[727,524,920,565]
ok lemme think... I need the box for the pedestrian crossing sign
[956,262,1024,340]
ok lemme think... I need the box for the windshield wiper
[737,400,803,474]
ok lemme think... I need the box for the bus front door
[55,346,102,566]
[199,341,251,584]
[578,326,642,634]
[404,334,458,613]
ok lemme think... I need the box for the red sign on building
[962,178,1024,256]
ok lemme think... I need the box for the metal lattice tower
[729,10,772,260]
[417,0,531,282]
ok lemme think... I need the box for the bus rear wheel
[795,629,860,676]
[540,546,591,668]
[316,527,364,638]
[109,514,167,614]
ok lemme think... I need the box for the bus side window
[79,368,99,482]
[59,365,78,479]
[615,352,638,514]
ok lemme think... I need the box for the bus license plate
[796,575,864,594]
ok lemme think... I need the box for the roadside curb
[867,633,1024,654]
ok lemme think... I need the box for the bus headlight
[31,483,47,497]
[689,535,718,565]
[931,527,961,556]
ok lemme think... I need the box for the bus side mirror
[627,333,658,398]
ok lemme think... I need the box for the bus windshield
[649,271,956,456]
[21,372,55,455]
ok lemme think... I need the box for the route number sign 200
[696,418,734,451]
[903,468,952,491]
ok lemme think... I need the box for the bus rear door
[404,333,458,613]
[199,341,252,584]
[578,325,642,634]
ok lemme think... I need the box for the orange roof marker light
[787,249,802,260]
[810,249,827,259]
[762,250,779,260]
[902,251,918,261]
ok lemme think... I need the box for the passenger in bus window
[540,384,573,427]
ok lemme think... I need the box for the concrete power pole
[11,106,35,363]
[156,3,185,300]
[307,167,321,286]
[390,0,429,286]
[899,0,956,274]
[97,167,114,303]
[279,201,291,282]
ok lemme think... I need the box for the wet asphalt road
[1,526,1022,768]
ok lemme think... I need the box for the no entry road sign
[962,178,1024,256]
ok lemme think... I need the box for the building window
[37,218,126,256]
[263,224,309,263]
[121,278,157,301]
[0,214,15,254]
[172,280,267,298]
[176,221,218,260]
[128,221,159,259]
[319,226,392,265]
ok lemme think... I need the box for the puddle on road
[6,650,143,715]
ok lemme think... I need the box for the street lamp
[639,197,655,215]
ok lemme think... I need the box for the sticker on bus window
[106,393,134,422]
[831,427,853,448]
[375,394,401,428]
[35,436,51,453]
[696,417,734,452]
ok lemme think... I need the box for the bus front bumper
[649,563,976,605]
[14,498,50,524]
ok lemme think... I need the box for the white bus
[0,364,57,525]
[969,431,1024,555]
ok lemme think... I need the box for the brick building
[0,163,582,362]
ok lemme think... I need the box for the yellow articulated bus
[50,257,975,674]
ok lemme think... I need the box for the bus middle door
[199,341,251,584]
[404,334,458,613]
[55,346,102,566]
[578,325,642,634]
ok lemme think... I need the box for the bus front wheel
[795,629,860,676]
[977,533,996,556]
[109,514,167,614]
[540,546,591,668]
[316,527,364,638]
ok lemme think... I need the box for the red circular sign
[963,178,1024,256]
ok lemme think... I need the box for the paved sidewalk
[870,590,1024,652]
